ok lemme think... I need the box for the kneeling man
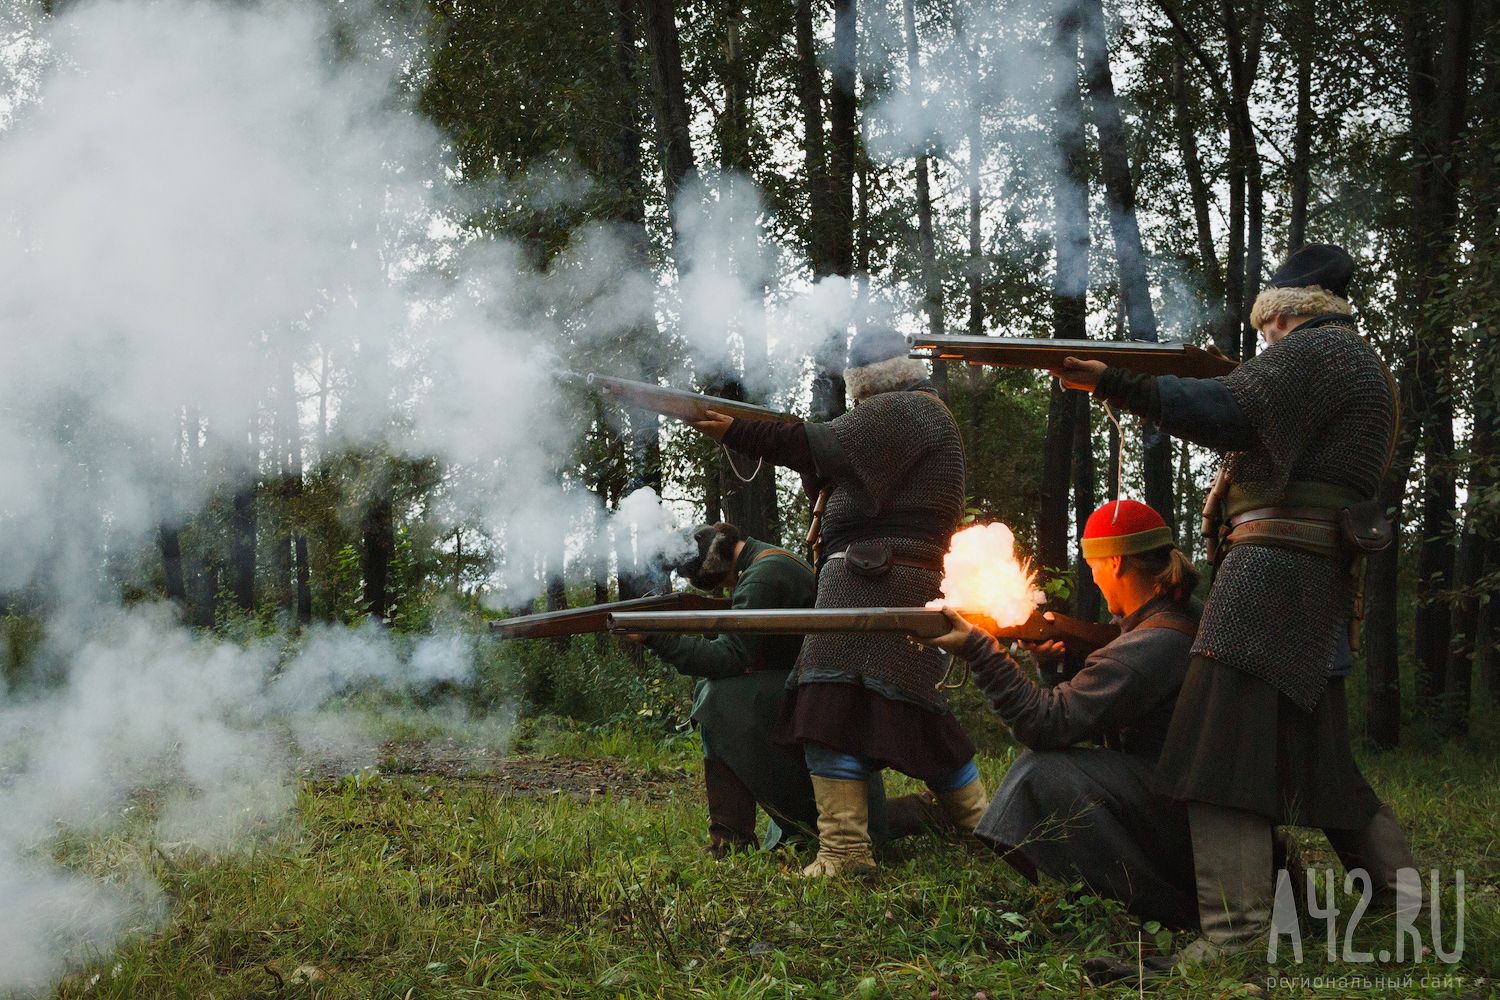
[928,500,1199,928]
[631,523,822,854]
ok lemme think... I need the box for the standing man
[687,327,985,877]
[631,522,822,855]
[926,500,1201,930]
[1056,244,1419,960]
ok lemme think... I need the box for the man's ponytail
[1120,545,1200,604]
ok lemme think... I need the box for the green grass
[35,724,1500,1000]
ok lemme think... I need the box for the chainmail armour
[796,388,967,711]
[1194,321,1394,711]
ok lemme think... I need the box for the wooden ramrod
[607,607,1120,655]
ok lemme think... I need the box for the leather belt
[1225,506,1340,557]
[823,551,945,573]
[1229,505,1340,526]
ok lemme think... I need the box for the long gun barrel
[608,607,1119,655]
[492,593,731,640]
[564,372,801,425]
[909,335,1238,379]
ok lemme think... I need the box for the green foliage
[496,633,695,731]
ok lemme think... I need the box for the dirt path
[307,737,693,802]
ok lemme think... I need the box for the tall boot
[1178,802,1274,964]
[802,776,877,877]
[703,758,758,858]
[1324,804,1418,907]
[933,777,989,836]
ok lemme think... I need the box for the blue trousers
[804,744,978,794]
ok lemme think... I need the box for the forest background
[10,0,1485,744]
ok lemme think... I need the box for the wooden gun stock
[564,372,801,425]
[491,593,731,640]
[909,335,1238,379]
[608,607,1118,654]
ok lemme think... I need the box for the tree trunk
[361,488,394,622]
[1073,390,1101,621]
[963,25,984,339]
[1288,6,1313,252]
[1039,381,1076,606]
[1417,419,1458,700]
[1040,1,1088,608]
[1176,440,1195,563]
[829,0,857,281]
[230,434,256,614]
[184,409,216,628]
[639,0,697,217]
[1223,0,1266,361]
[295,535,311,624]
[613,0,666,599]
[718,8,779,542]
[808,0,857,423]
[1172,53,1229,350]
[159,522,187,608]
[1484,534,1500,705]
[1365,0,1478,746]
[795,0,833,278]
[1078,0,1173,530]
[903,0,946,397]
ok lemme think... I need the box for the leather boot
[933,776,989,835]
[703,758,758,858]
[1178,803,1274,964]
[1324,804,1419,908]
[802,776,877,877]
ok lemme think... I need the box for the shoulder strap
[751,546,814,575]
[1136,612,1199,638]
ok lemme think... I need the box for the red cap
[1081,500,1174,558]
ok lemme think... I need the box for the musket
[909,335,1238,379]
[608,607,1119,655]
[563,372,801,425]
[491,593,731,640]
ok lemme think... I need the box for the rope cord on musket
[720,443,764,483]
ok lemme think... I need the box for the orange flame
[936,522,1043,627]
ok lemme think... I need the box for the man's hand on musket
[1019,638,1066,661]
[689,409,734,440]
[923,602,977,653]
[1052,356,1107,392]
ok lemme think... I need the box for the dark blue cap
[845,326,908,369]
[1268,243,1354,297]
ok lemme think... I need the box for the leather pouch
[842,540,894,577]
[1339,501,1393,553]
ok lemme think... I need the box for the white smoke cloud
[0,598,515,990]
[0,0,656,989]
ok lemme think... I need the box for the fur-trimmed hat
[672,523,742,590]
[844,325,927,402]
[1250,243,1354,330]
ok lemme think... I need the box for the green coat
[645,538,818,839]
